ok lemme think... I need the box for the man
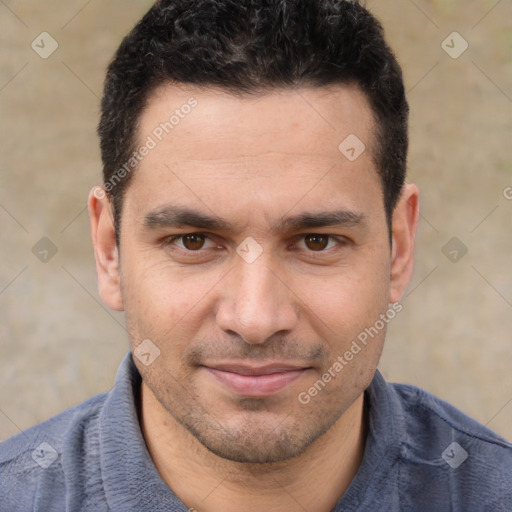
[1,0,511,510]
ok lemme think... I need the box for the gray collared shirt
[1,352,511,511]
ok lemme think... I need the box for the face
[90,83,417,464]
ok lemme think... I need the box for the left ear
[389,183,419,303]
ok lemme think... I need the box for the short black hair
[98,0,409,244]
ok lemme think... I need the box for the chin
[182,410,336,464]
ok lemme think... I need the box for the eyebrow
[142,206,365,234]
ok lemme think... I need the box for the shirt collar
[332,369,406,509]
[99,352,183,511]
[99,353,405,511]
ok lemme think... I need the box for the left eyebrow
[270,210,366,234]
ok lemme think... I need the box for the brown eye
[303,234,330,251]
[181,233,206,250]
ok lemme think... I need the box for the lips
[202,363,310,397]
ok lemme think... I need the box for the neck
[140,383,366,512]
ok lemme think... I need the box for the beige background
[0,0,511,442]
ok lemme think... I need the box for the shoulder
[0,391,108,511]
[392,381,512,450]
[0,391,108,463]
[389,380,512,510]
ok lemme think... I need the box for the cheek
[123,266,178,323]
[119,254,221,345]
[305,253,391,340]
[119,252,162,319]
[299,258,391,396]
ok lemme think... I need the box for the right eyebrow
[143,206,233,232]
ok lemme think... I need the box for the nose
[215,254,299,345]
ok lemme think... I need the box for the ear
[389,183,419,303]
[88,187,124,311]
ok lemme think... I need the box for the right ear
[88,187,124,311]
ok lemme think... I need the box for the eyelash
[163,232,347,254]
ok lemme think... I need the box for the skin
[88,83,419,511]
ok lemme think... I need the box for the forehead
[138,82,376,161]
[123,82,382,227]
